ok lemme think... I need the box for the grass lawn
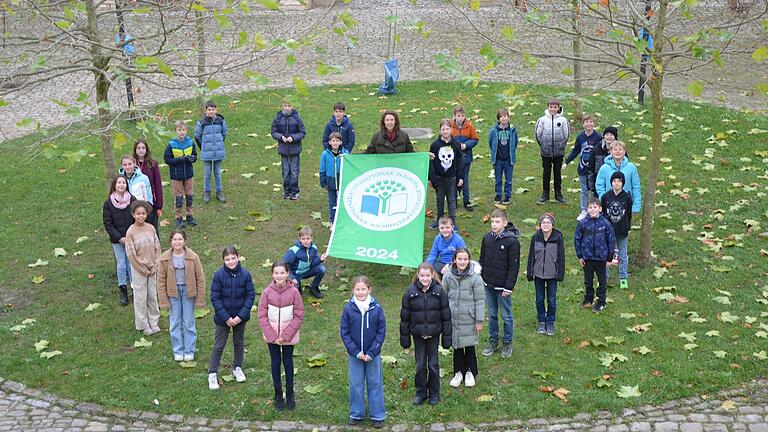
[0,80,766,424]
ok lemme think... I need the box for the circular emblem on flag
[343,167,425,232]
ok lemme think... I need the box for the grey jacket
[526,229,566,282]
[535,110,570,158]
[441,261,485,348]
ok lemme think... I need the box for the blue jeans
[534,278,557,324]
[607,235,629,280]
[578,174,589,211]
[493,161,513,199]
[454,160,472,206]
[169,284,197,357]
[327,188,338,223]
[348,354,386,422]
[281,154,300,196]
[203,160,223,193]
[485,286,513,343]
[292,264,326,291]
[111,243,132,286]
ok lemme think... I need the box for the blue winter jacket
[319,147,349,191]
[426,232,466,266]
[271,110,306,156]
[210,262,256,326]
[574,214,617,261]
[194,114,228,161]
[164,136,197,181]
[322,115,356,152]
[119,166,153,205]
[565,130,603,176]
[339,296,386,358]
[488,122,519,165]
[283,240,322,278]
[595,155,642,213]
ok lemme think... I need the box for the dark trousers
[149,207,159,235]
[434,176,457,221]
[584,260,607,305]
[268,343,295,396]
[327,188,338,223]
[208,322,245,373]
[453,346,478,376]
[281,154,300,196]
[534,277,558,324]
[454,160,472,206]
[541,155,564,197]
[413,336,440,398]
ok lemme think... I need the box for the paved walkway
[2,376,768,431]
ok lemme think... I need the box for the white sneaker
[464,371,476,387]
[174,354,183,362]
[233,367,246,383]
[208,373,219,390]
[576,210,588,221]
[183,354,194,362]
[449,372,463,388]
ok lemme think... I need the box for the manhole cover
[402,128,433,139]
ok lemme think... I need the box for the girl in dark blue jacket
[340,276,386,427]
[207,246,256,390]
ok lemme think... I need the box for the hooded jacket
[428,137,464,183]
[441,262,485,348]
[574,214,617,262]
[565,130,603,177]
[119,166,153,205]
[450,118,479,163]
[210,262,256,326]
[425,232,466,267]
[601,188,633,237]
[271,110,306,156]
[257,280,304,345]
[488,122,519,165]
[478,222,521,292]
[526,228,566,281]
[595,155,642,213]
[535,109,570,157]
[157,247,206,310]
[322,114,356,152]
[399,280,452,349]
[283,240,323,278]
[194,114,228,161]
[102,194,136,243]
[164,136,197,181]
[319,147,349,191]
[340,296,386,358]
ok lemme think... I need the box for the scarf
[384,129,397,142]
[451,264,470,278]
[110,191,132,209]
[354,295,371,315]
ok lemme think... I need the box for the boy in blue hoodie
[165,121,198,228]
[574,198,618,313]
[283,227,328,299]
[322,102,355,152]
[488,108,519,205]
[319,132,349,226]
[563,115,603,221]
[272,101,307,200]
[194,100,228,204]
[425,216,466,281]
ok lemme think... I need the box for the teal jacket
[488,122,518,165]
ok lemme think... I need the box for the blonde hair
[174,120,187,129]
[611,140,626,149]
[298,226,313,237]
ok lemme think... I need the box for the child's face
[454,252,470,271]
[583,119,595,132]
[282,103,293,115]
[299,234,313,248]
[438,222,454,238]
[383,114,396,130]
[540,219,553,234]
[132,206,147,224]
[329,137,342,150]
[115,177,128,193]
[121,158,135,175]
[176,126,187,139]
[454,112,466,124]
[417,268,433,287]
[611,144,626,160]
[548,103,559,115]
[440,124,452,138]
[171,233,185,251]
[353,282,371,301]
[333,108,345,122]
[135,143,147,159]
[499,113,509,126]
[604,133,615,144]
[587,203,602,218]
[491,217,506,234]
[223,253,239,269]
[206,106,217,118]
[272,265,288,284]
[612,178,624,192]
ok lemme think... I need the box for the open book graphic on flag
[361,192,408,216]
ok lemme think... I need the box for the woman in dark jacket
[366,111,414,154]
[103,174,136,306]
[526,213,565,337]
[400,263,452,406]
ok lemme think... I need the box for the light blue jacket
[119,166,153,205]
[595,155,642,213]
[194,114,228,161]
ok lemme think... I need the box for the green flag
[328,153,429,268]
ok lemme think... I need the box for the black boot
[119,285,129,306]
[309,285,324,299]
[274,389,285,411]
[285,387,296,410]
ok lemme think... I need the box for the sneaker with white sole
[449,372,463,388]
[208,373,219,390]
[183,354,194,362]
[174,354,183,362]
[464,371,476,387]
[576,210,588,221]
[233,367,246,383]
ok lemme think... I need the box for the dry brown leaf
[628,293,636,300]
[721,400,736,411]
[729,363,741,369]
[578,340,590,349]
[656,181,666,187]
[425,209,434,218]
[598,0,610,6]
[651,370,664,377]
[159,219,170,227]
[482,213,491,223]
[660,259,677,269]
[561,336,572,344]
[539,385,554,393]
[553,387,570,402]
[400,379,409,390]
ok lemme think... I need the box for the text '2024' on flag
[327,153,429,268]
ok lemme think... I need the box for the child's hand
[501,290,511,298]
[579,258,586,267]
[226,317,236,327]
[119,237,126,244]
[275,337,285,345]
[156,209,163,218]
[292,279,298,286]
[364,354,372,362]
[457,179,464,188]
[320,253,328,261]
[286,136,293,143]
[232,316,242,326]
[282,136,288,143]
[428,152,435,160]
[562,162,568,170]
[474,323,483,333]
[460,143,467,150]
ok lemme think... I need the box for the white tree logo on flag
[343,168,425,232]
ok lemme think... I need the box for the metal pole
[115,0,136,114]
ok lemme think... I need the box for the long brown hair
[379,110,400,134]
[133,139,157,170]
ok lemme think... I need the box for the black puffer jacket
[400,280,452,349]
[478,222,521,292]
[102,196,136,243]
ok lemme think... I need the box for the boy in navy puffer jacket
[271,101,307,200]
[194,100,228,203]
[574,198,617,313]
[165,120,198,228]
[322,102,355,152]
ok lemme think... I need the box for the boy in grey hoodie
[535,98,570,205]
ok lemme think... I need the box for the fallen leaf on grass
[552,388,570,402]
[75,236,89,244]
[40,350,63,359]
[194,308,210,319]
[311,212,322,220]
[684,343,699,351]
[159,219,170,227]
[477,394,495,402]
[713,351,728,358]
[531,370,553,379]
[84,303,101,312]
[381,355,398,365]
[604,336,625,345]
[221,374,235,382]
[678,332,697,342]
[133,338,153,348]
[627,323,652,333]
[10,325,27,332]
[753,351,768,360]
[616,385,642,398]
[34,340,49,352]
[179,361,197,368]
[634,346,653,355]
[705,330,721,337]
[718,311,739,323]
[53,248,67,257]
[28,259,49,268]
[721,400,736,410]
[307,353,328,368]
[241,173,255,179]
[304,384,326,395]
[438,346,451,356]
[32,275,45,284]
[244,226,256,231]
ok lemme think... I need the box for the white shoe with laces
[233,367,247,383]
[449,372,463,388]
[174,354,183,362]
[464,371,476,387]
[183,354,194,362]
[208,373,219,390]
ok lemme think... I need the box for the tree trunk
[196,9,206,116]
[636,0,668,266]
[96,72,115,191]
[571,0,583,122]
